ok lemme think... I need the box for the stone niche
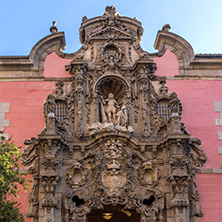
[22,6,207,222]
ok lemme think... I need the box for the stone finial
[162,24,171,32]
[50,21,58,34]
[104,6,116,16]
[82,16,88,22]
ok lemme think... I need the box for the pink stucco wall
[1,49,222,220]
[153,49,179,76]
[165,79,222,222]
[44,52,72,78]
[154,50,222,221]
[0,52,71,220]
[196,174,222,222]
[0,81,56,220]
[166,80,222,169]
[154,50,222,169]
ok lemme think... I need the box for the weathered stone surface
[0,113,5,120]
[0,103,9,113]
[215,118,222,126]
[218,146,222,154]
[0,103,10,138]
[214,101,222,113]
[0,119,9,127]
[217,132,222,140]
[21,6,207,222]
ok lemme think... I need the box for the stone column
[92,90,99,124]
[140,71,149,137]
[41,175,60,222]
[167,154,190,222]
[75,73,84,138]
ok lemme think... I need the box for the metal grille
[156,99,171,120]
[55,101,67,122]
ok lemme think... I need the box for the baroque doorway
[22,6,207,222]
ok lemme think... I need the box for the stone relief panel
[22,6,207,222]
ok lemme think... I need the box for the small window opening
[72,195,85,207]
[55,100,67,121]
[143,195,155,206]
[156,99,171,120]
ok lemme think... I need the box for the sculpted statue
[116,105,127,127]
[88,92,133,135]
[101,93,119,123]
[43,94,56,117]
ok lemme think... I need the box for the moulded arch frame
[93,74,130,92]
[154,30,195,75]
[29,32,66,71]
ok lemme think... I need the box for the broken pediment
[75,5,151,69]
[79,6,143,44]
[89,26,132,40]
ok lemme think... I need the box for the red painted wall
[165,79,222,222]
[44,52,72,78]
[153,49,179,76]
[154,50,222,221]
[0,81,56,220]
[1,50,221,221]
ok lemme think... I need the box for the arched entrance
[87,205,140,222]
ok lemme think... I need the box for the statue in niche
[88,92,133,135]
[116,105,127,127]
[101,93,119,123]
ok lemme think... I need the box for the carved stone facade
[22,6,207,222]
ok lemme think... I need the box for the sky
[0,0,221,56]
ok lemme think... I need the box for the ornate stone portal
[22,6,207,222]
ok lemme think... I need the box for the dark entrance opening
[87,205,140,222]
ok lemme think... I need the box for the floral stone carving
[66,161,89,188]
[139,161,159,187]
[103,139,127,159]
[22,6,207,222]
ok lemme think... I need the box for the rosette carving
[139,161,159,187]
[66,161,89,188]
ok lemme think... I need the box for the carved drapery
[22,6,207,222]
